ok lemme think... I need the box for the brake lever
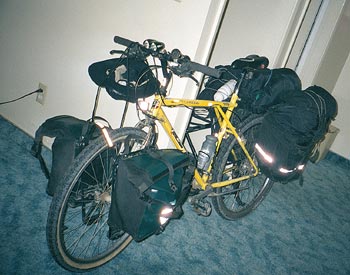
[170,64,199,85]
[189,75,200,86]
[123,43,149,59]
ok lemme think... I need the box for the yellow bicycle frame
[147,92,259,191]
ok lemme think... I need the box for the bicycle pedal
[191,199,212,217]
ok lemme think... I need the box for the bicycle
[46,36,274,272]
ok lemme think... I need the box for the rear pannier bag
[255,85,338,182]
[108,149,195,242]
[198,55,301,114]
[197,63,301,133]
[250,68,301,114]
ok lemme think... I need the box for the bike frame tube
[149,94,259,190]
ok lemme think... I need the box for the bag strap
[31,141,50,180]
[79,117,111,149]
[146,150,177,192]
[31,128,51,180]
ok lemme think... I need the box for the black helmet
[231,55,269,69]
[88,57,160,102]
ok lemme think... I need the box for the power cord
[0,89,43,105]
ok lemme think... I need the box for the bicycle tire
[212,116,274,220]
[46,127,148,272]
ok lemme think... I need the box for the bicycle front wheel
[212,116,274,220]
[46,127,148,272]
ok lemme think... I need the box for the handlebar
[113,36,221,79]
[186,61,221,79]
[114,36,134,47]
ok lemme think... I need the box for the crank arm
[208,186,249,197]
[188,186,213,202]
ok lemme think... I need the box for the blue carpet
[0,115,349,275]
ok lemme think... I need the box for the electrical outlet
[36,82,47,105]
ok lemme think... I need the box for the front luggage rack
[184,107,213,159]
[187,108,212,132]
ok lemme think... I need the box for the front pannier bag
[108,149,195,242]
[31,115,102,196]
[255,85,338,182]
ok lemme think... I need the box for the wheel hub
[96,191,111,204]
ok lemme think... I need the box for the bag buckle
[170,181,177,192]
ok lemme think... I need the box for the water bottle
[197,135,218,171]
[214,79,237,101]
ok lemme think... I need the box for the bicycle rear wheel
[212,116,274,220]
[46,127,148,272]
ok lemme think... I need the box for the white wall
[327,1,350,159]
[331,53,350,158]
[209,0,302,67]
[296,0,346,88]
[0,0,215,148]
[293,0,350,159]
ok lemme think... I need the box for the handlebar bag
[108,149,194,242]
[255,85,337,182]
[88,57,160,102]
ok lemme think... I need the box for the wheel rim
[213,116,273,219]
[54,131,147,269]
[220,170,270,213]
[220,125,262,212]
[57,148,127,267]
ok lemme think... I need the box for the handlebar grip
[114,36,135,47]
[188,61,221,78]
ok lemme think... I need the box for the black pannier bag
[196,55,270,131]
[108,149,195,242]
[88,57,160,103]
[199,65,301,113]
[31,115,103,196]
[254,85,338,182]
[197,55,270,106]
[250,68,302,113]
[197,56,301,133]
